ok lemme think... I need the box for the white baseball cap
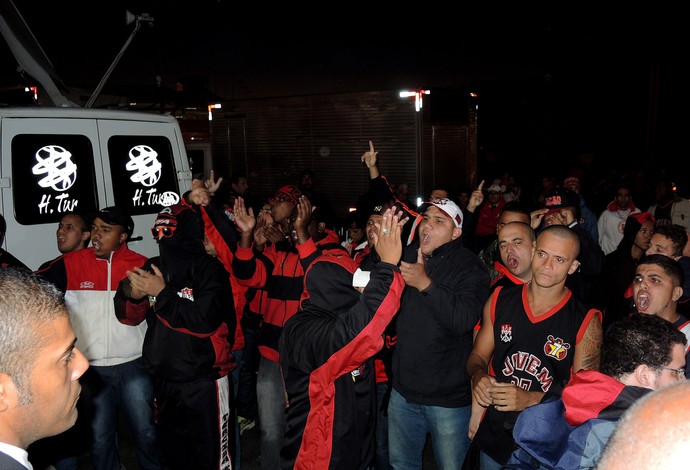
[419,198,463,228]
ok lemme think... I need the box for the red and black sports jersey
[474,284,602,464]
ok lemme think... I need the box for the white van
[0,107,193,270]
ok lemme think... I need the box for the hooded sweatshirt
[115,202,235,381]
[597,199,640,255]
[280,255,404,470]
[506,369,651,469]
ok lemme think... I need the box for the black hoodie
[280,255,404,469]
[115,201,236,381]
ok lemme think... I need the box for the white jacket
[37,244,148,366]
[597,206,640,255]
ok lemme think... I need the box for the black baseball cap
[96,206,134,238]
[544,187,580,215]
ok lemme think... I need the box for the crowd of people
[1,143,690,470]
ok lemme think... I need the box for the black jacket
[394,237,489,407]
[280,255,404,469]
[114,202,235,382]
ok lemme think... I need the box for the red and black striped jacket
[231,229,345,363]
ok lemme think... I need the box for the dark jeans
[85,359,160,470]
[237,323,260,420]
[375,381,392,470]
[155,375,235,470]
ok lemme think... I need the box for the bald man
[597,381,690,470]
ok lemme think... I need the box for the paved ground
[46,414,439,469]
[236,420,439,469]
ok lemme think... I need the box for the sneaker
[238,416,256,435]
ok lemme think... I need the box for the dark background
[2,2,686,210]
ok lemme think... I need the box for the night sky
[1,2,686,203]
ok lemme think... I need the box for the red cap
[629,212,655,225]
[269,185,302,207]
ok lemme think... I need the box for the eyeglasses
[151,226,176,239]
[659,366,686,379]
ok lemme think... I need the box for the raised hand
[188,170,223,206]
[189,178,212,206]
[204,169,223,194]
[258,204,273,224]
[293,196,312,233]
[370,209,409,247]
[400,246,431,291]
[233,196,256,235]
[375,208,404,265]
[361,140,378,169]
[530,208,548,229]
[256,223,284,246]
[467,179,485,212]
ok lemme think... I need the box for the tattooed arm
[574,311,603,372]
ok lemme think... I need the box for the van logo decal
[126,145,162,187]
[159,192,180,206]
[32,145,77,191]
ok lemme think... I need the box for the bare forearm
[239,232,252,249]
[467,352,489,381]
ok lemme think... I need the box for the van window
[187,148,206,178]
[108,136,180,216]
[12,134,98,225]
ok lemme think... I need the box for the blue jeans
[388,388,471,470]
[479,450,504,470]
[85,358,160,470]
[256,356,286,470]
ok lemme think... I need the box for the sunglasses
[151,226,176,239]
